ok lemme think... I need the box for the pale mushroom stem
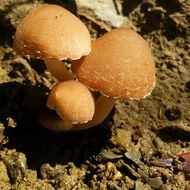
[39,95,115,131]
[39,109,74,132]
[45,60,73,81]
[78,95,115,129]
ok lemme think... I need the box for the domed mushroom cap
[47,80,95,124]
[72,28,156,100]
[13,4,91,60]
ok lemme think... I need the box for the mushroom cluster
[13,4,156,131]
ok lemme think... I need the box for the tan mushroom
[13,4,91,81]
[13,4,94,131]
[39,80,95,131]
[40,28,156,131]
[39,94,114,131]
[72,28,156,128]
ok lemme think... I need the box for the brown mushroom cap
[72,28,156,100]
[13,4,91,60]
[47,80,95,124]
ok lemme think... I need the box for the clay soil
[0,0,190,189]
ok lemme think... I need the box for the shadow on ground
[0,82,113,170]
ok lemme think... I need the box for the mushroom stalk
[39,110,74,132]
[79,95,115,129]
[45,60,73,81]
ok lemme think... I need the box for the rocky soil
[0,0,190,189]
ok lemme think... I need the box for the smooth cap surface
[72,28,156,100]
[13,4,91,60]
[47,80,95,124]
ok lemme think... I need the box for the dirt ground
[0,0,190,189]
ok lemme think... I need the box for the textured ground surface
[0,0,190,189]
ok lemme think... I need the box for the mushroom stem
[45,60,73,81]
[78,95,115,129]
[39,109,74,132]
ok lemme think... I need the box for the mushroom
[71,28,156,128]
[13,4,91,81]
[39,80,95,131]
[39,28,156,131]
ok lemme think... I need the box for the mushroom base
[39,95,115,131]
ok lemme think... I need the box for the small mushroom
[39,80,95,131]
[13,4,91,81]
[39,90,114,131]
[72,28,156,128]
